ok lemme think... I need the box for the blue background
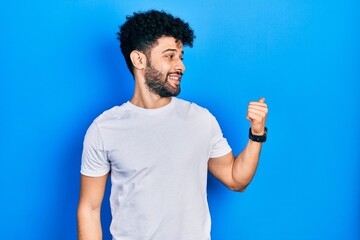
[1,1,359,239]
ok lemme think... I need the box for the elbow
[77,202,101,220]
[228,173,253,192]
[228,183,248,192]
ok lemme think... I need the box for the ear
[130,50,147,70]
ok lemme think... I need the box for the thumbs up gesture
[246,97,268,135]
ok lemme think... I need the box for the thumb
[258,97,266,103]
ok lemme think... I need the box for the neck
[130,78,172,109]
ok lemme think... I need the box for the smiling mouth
[168,73,183,85]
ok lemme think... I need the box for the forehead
[151,36,183,53]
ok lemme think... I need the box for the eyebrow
[162,49,184,55]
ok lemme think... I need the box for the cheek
[150,59,172,75]
[159,64,171,75]
[157,62,172,73]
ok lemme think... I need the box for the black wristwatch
[249,127,267,142]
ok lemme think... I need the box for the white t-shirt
[81,97,231,240]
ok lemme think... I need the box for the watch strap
[249,127,267,142]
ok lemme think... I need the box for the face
[144,37,185,97]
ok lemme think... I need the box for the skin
[130,37,185,108]
[77,36,268,239]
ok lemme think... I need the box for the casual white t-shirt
[81,97,231,240]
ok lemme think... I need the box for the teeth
[169,75,180,80]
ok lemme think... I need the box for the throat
[131,92,172,109]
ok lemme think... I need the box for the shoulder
[92,102,132,126]
[173,98,211,115]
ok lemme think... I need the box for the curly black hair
[117,10,195,75]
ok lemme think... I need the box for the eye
[166,54,174,59]
[164,53,184,61]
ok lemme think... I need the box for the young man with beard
[77,10,268,240]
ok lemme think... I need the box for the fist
[246,97,268,135]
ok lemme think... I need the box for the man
[77,10,268,240]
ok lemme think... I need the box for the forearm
[208,98,267,191]
[77,206,102,240]
[232,139,262,191]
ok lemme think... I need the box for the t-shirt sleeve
[80,121,110,177]
[209,114,232,158]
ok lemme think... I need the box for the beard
[144,63,181,97]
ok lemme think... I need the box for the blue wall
[1,1,359,239]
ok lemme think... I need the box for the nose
[175,57,185,73]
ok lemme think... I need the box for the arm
[208,98,268,192]
[77,173,109,240]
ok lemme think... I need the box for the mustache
[168,71,183,76]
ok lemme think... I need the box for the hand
[246,97,268,135]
